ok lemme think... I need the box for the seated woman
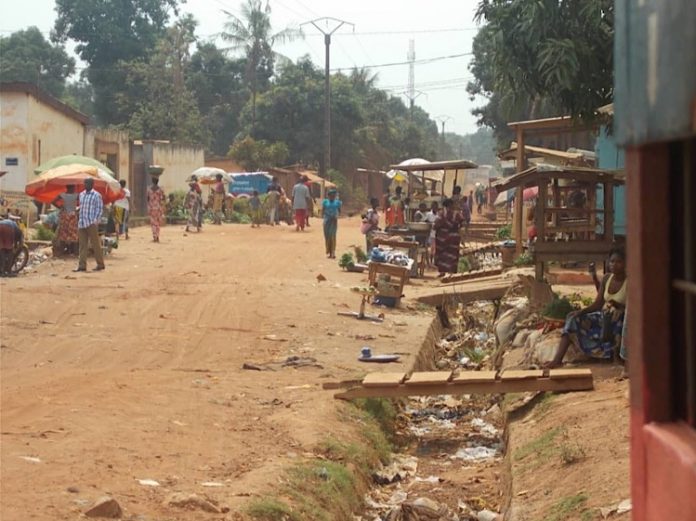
[547,248,627,368]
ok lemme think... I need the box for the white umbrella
[187,167,231,184]
[385,158,445,182]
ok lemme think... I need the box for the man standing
[291,175,311,231]
[266,176,283,225]
[74,178,105,272]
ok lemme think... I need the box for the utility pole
[407,39,415,114]
[301,17,354,179]
[435,115,453,160]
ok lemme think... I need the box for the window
[670,138,696,427]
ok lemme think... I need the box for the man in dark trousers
[74,178,105,272]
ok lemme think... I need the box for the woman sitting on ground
[547,247,627,368]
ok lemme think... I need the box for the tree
[116,17,208,146]
[220,0,302,130]
[444,128,497,165]
[62,79,95,117]
[52,0,180,124]
[0,27,75,97]
[468,0,613,140]
[186,42,247,156]
[228,136,289,171]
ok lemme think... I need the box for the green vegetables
[495,223,512,240]
[543,295,576,319]
[338,252,355,270]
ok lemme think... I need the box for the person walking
[292,175,311,231]
[433,198,464,277]
[113,179,130,240]
[74,178,105,272]
[266,176,282,225]
[147,177,166,242]
[212,173,225,225]
[322,188,342,258]
[184,182,202,233]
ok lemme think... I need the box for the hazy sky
[0,0,485,135]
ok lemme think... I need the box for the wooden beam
[535,178,548,280]
[416,280,510,307]
[604,180,615,242]
[515,126,526,255]
[333,374,594,400]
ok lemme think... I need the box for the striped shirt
[78,189,104,229]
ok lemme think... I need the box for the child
[425,201,440,265]
[413,202,428,222]
[249,190,262,228]
[361,197,380,252]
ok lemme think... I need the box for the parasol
[34,154,115,176]
[186,167,231,185]
[25,164,124,204]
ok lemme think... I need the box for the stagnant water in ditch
[358,301,506,521]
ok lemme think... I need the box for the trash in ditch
[476,509,500,521]
[137,478,160,487]
[372,455,418,485]
[384,497,459,521]
[599,498,632,518]
[413,475,443,484]
[451,445,499,461]
[470,418,499,436]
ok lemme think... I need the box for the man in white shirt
[113,179,130,240]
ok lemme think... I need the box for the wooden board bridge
[324,368,593,400]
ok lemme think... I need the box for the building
[1,82,204,216]
[614,1,696,519]
[0,82,89,195]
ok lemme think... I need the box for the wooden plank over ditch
[362,373,407,387]
[329,369,594,400]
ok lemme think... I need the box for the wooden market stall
[492,164,625,280]
[387,158,479,210]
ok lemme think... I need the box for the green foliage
[547,494,590,521]
[458,257,471,273]
[468,0,614,142]
[232,197,251,214]
[34,224,56,241]
[228,136,289,171]
[443,127,497,164]
[186,42,247,156]
[116,15,209,145]
[353,246,368,263]
[62,79,95,118]
[338,252,355,270]
[166,190,187,219]
[495,223,512,240]
[0,27,75,98]
[353,398,397,442]
[514,252,534,266]
[225,211,252,224]
[220,0,303,130]
[53,0,180,125]
[246,497,300,521]
[514,427,562,461]
[543,295,576,319]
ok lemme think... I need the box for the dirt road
[1,218,433,520]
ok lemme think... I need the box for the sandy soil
[0,217,434,520]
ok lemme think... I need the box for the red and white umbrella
[25,164,124,204]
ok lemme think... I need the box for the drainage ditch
[358,300,508,521]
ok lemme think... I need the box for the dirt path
[1,218,433,520]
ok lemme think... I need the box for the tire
[11,244,29,273]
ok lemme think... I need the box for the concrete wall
[151,142,205,196]
[84,127,130,181]
[0,91,30,193]
[0,91,85,193]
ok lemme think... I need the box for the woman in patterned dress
[53,185,79,253]
[147,177,166,242]
[433,198,464,276]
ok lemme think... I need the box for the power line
[330,51,471,72]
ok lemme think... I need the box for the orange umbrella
[25,164,124,204]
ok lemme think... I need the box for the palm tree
[220,0,302,131]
